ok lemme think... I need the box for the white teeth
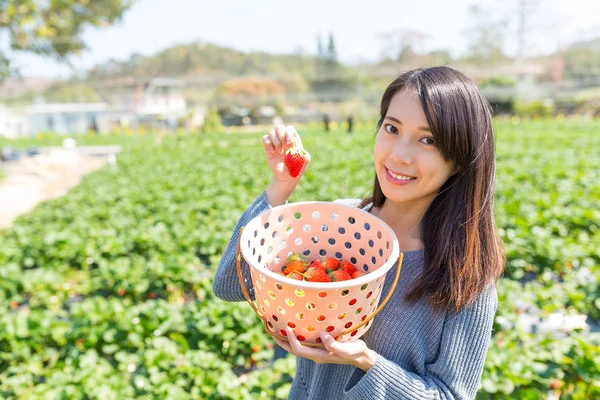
[388,169,414,181]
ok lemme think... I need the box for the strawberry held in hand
[284,141,309,178]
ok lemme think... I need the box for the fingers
[284,125,297,148]
[272,125,287,153]
[264,125,299,154]
[262,134,276,154]
[273,337,293,353]
[283,327,299,353]
[284,327,332,359]
[301,149,311,170]
[319,332,344,354]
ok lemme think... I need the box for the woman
[213,66,505,399]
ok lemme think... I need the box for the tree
[44,82,101,102]
[317,34,324,59]
[428,50,453,65]
[397,44,417,64]
[0,0,132,80]
[516,0,541,61]
[327,32,338,64]
[396,30,428,64]
[562,47,600,81]
[461,4,510,66]
[214,77,286,110]
[324,32,339,77]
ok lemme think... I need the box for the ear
[450,162,464,176]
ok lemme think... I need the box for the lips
[385,167,416,181]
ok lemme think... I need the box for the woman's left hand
[274,326,378,372]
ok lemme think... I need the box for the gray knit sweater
[212,192,498,400]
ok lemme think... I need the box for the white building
[98,77,187,129]
[0,106,29,138]
[26,103,108,135]
[0,78,187,137]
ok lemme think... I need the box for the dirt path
[0,146,120,229]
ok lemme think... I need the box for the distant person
[89,118,99,135]
[213,66,504,399]
[323,113,330,132]
[347,114,354,134]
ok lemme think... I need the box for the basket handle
[236,226,404,348]
[235,226,265,319]
[336,252,404,341]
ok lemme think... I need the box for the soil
[0,146,120,229]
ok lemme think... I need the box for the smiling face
[374,89,457,210]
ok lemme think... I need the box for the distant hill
[568,37,600,53]
[86,42,321,81]
[3,37,600,107]
[83,36,600,90]
[83,41,369,105]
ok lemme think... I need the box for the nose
[390,142,414,165]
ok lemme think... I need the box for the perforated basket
[236,201,403,347]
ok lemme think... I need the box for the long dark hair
[359,66,505,312]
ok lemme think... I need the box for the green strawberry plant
[0,120,599,398]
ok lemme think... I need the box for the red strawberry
[286,271,304,280]
[287,252,305,262]
[286,252,306,266]
[550,379,561,389]
[329,269,352,282]
[284,143,309,178]
[340,260,357,275]
[308,259,327,272]
[283,260,306,275]
[325,257,341,271]
[351,270,366,279]
[304,267,332,283]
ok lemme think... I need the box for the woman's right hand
[262,124,310,206]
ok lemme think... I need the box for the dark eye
[420,137,435,145]
[384,124,398,134]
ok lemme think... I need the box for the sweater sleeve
[344,284,498,400]
[212,191,276,302]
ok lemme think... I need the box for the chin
[378,179,422,205]
[379,185,409,203]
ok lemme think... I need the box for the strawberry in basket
[329,269,352,282]
[237,201,402,345]
[283,255,306,275]
[278,252,367,283]
[308,259,327,272]
[304,267,332,282]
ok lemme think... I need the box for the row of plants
[0,120,598,398]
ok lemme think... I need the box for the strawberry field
[0,120,599,399]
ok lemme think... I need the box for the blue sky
[2,0,599,78]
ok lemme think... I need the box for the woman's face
[374,90,457,209]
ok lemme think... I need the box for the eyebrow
[385,116,431,132]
